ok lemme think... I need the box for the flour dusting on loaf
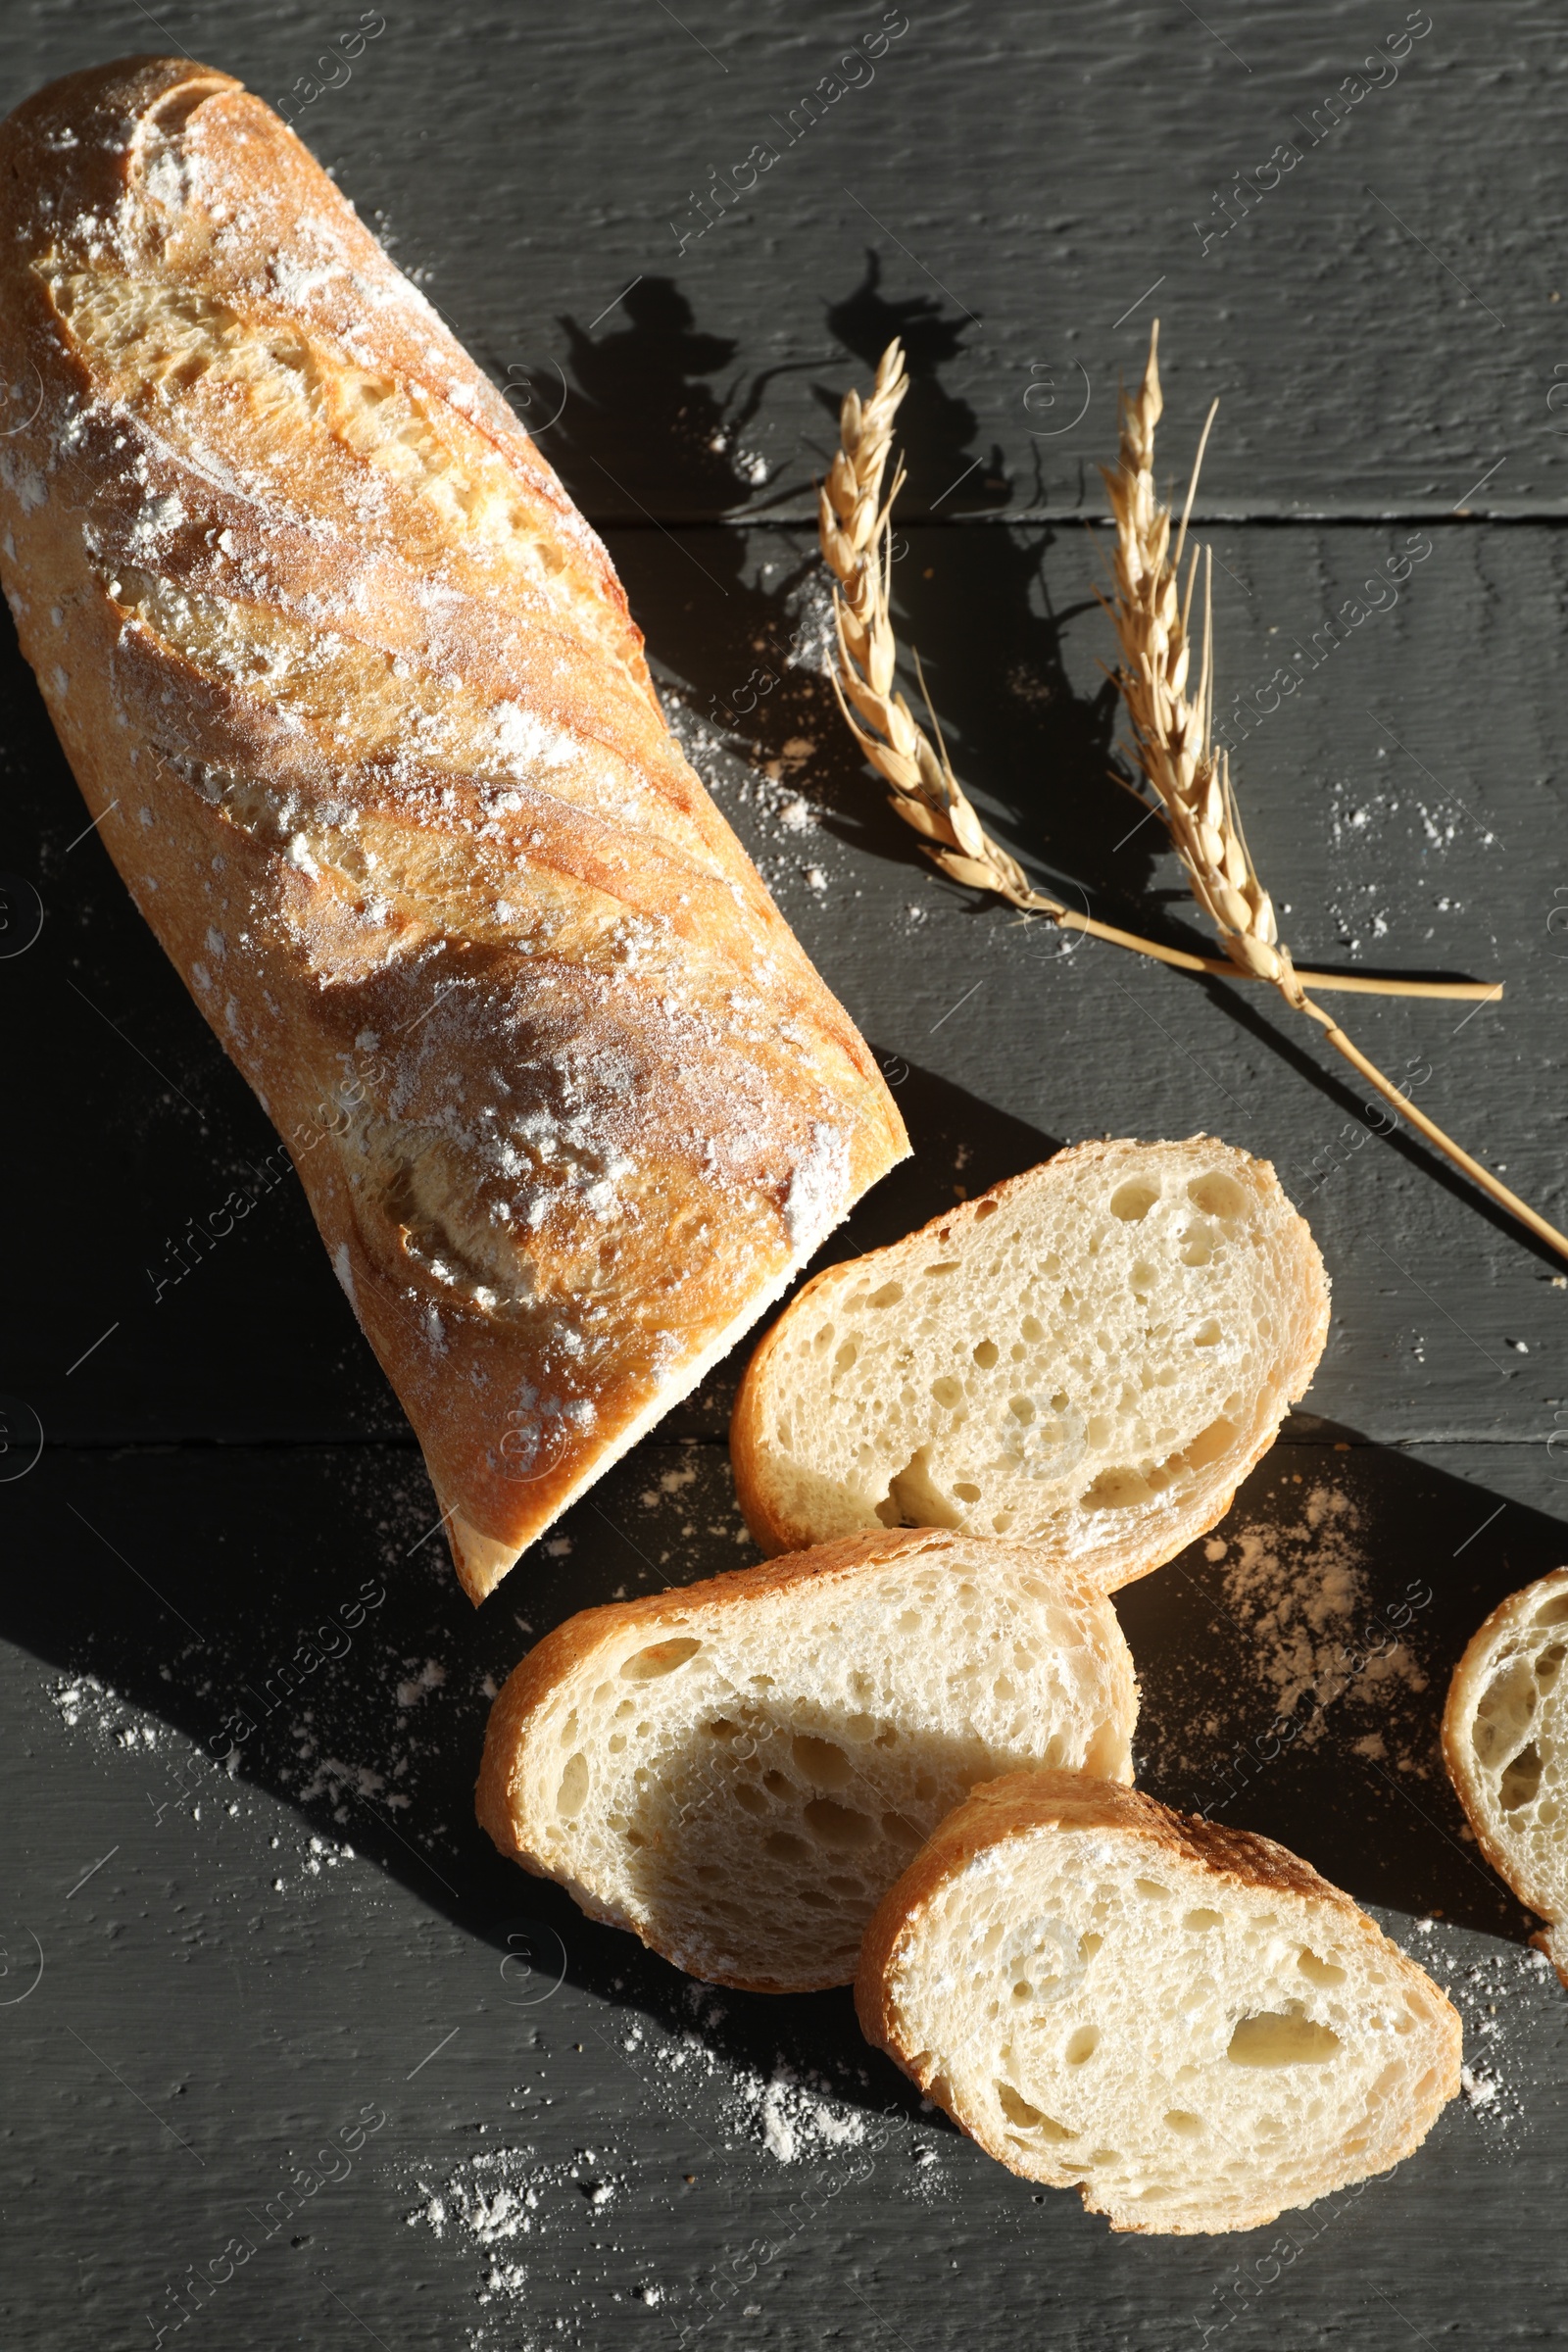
[0,57,907,1596]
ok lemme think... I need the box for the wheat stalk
[820,334,1568,1265]
[1105,323,1568,1264]
[819,340,1501,1003]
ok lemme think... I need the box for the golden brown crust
[0,59,906,1599]
[856,1769,1462,2231]
[1442,1565,1568,1929]
[731,1138,1330,1579]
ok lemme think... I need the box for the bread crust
[476,1532,1138,1992]
[0,59,906,1598]
[731,1137,1330,1583]
[1442,1565,1568,1980]
[856,1769,1462,2233]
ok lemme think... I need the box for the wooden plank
[1,1436,1563,2348]
[1,1,1565,521]
[1,3,1565,2344]
[3,521,1562,1447]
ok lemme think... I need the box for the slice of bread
[474,1531,1137,1993]
[731,1138,1331,1590]
[1443,1564,1568,1985]
[857,1771,1460,2234]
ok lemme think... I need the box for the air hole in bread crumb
[1064,2026,1099,2065]
[804,1798,873,1848]
[1193,1318,1222,1348]
[1164,2110,1203,2135]
[972,1339,999,1369]
[876,1447,962,1530]
[1226,2008,1342,2067]
[1188,1171,1248,1218]
[792,1735,852,1788]
[1084,1465,1153,1510]
[763,1830,810,1862]
[620,1638,702,1682]
[868,1282,905,1309]
[1298,1949,1347,1987]
[1182,1415,1237,1471]
[556,1752,588,1817]
[1500,1741,1544,1810]
[1109,1181,1159,1222]
[1184,1908,1223,1932]
[973,1200,999,1221]
[996,2082,1074,2137]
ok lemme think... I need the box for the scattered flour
[1207,1482,1429,1753]
[1416,1932,1558,2150]
[754,2064,868,2163]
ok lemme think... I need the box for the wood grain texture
[4,0,1562,523]
[5,522,1562,1448]
[1,1436,1564,2345]
[1,3,1567,2346]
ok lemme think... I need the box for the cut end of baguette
[475,1532,1138,1991]
[1444,1564,1568,1949]
[856,1771,1460,2234]
[731,1138,1330,1592]
[430,1490,525,1608]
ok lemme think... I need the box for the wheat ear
[1105,323,1568,1265]
[819,341,1500,1004]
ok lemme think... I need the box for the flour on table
[1207,1481,1429,1757]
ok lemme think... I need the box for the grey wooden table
[3,4,1566,2346]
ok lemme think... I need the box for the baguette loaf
[475,1529,1137,1991]
[857,1771,1460,2233]
[0,59,906,1598]
[732,1137,1329,1589]
[1443,1565,1568,1985]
